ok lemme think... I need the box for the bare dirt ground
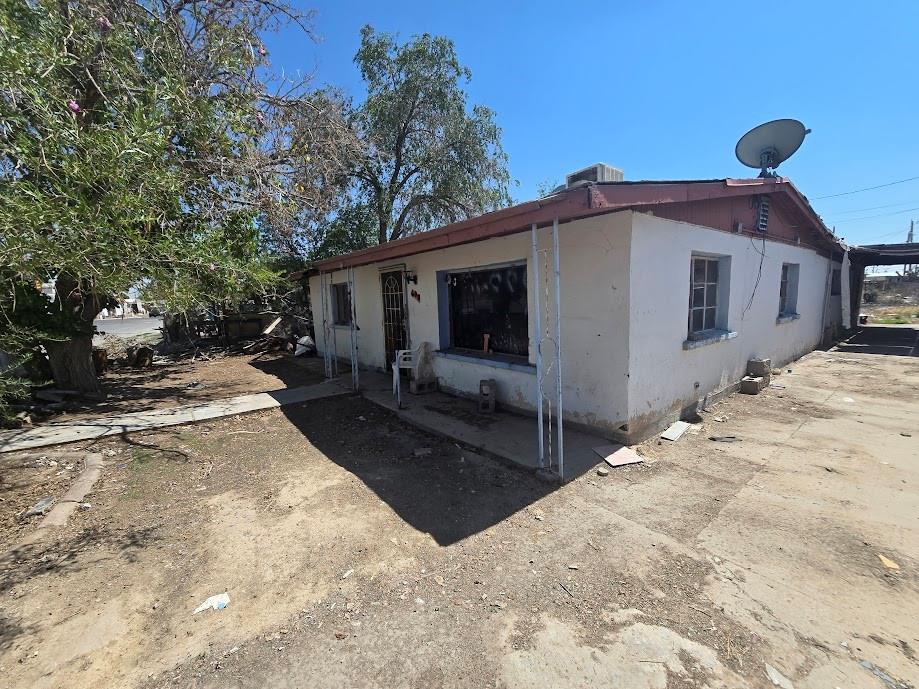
[1,332,917,689]
[50,346,325,422]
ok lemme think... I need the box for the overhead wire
[830,206,919,224]
[811,175,919,200]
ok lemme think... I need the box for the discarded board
[262,316,283,336]
[660,421,690,442]
[593,445,643,468]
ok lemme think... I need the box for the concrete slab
[594,445,643,467]
[355,371,611,481]
[39,453,103,529]
[660,420,690,441]
[0,382,348,453]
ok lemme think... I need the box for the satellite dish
[735,119,811,177]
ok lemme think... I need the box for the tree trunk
[45,335,102,396]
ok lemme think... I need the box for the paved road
[93,316,163,339]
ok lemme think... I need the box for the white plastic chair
[393,342,435,408]
[392,347,417,409]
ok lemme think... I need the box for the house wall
[626,212,835,434]
[310,208,839,443]
[309,212,633,434]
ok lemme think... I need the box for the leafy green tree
[0,0,354,393]
[345,26,512,245]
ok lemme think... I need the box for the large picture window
[448,264,528,357]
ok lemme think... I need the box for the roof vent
[566,163,623,188]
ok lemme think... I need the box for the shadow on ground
[0,525,158,651]
[277,394,555,546]
[833,326,918,356]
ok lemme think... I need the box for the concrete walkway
[0,382,348,453]
[351,370,614,481]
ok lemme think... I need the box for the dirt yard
[0,334,917,689]
[43,346,327,423]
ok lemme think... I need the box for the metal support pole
[531,223,544,469]
[319,270,331,379]
[349,266,359,391]
[552,218,564,480]
[330,272,339,378]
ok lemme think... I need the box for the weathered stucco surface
[311,209,842,441]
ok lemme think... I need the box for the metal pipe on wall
[348,266,359,391]
[531,223,544,469]
[552,218,565,480]
[319,270,331,379]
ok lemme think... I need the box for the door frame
[379,266,409,371]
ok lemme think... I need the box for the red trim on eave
[314,179,842,272]
[315,188,590,271]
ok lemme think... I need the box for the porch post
[552,218,565,480]
[531,223,544,469]
[348,266,359,391]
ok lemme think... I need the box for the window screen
[448,264,528,356]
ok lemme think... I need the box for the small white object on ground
[841,397,855,403]
[341,569,354,579]
[764,663,794,689]
[877,553,900,570]
[597,466,610,477]
[194,592,230,614]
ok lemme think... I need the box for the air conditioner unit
[566,163,624,188]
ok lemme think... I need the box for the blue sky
[267,1,918,248]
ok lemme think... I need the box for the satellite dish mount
[735,119,810,178]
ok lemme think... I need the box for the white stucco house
[309,173,847,443]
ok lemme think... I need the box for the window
[831,268,841,296]
[447,264,528,357]
[688,256,720,336]
[331,283,351,325]
[779,263,800,316]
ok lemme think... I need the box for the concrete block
[740,376,765,395]
[478,378,497,413]
[747,358,772,384]
[410,378,437,395]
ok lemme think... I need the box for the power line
[830,206,919,224]
[860,226,913,242]
[811,175,919,200]
[829,199,918,215]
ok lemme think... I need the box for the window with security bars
[688,256,719,335]
[331,283,351,325]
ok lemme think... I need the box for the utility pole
[907,220,915,277]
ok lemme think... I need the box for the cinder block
[410,378,437,395]
[747,358,772,382]
[478,378,497,413]
[740,375,765,395]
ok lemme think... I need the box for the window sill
[776,313,800,324]
[434,349,535,374]
[682,329,738,350]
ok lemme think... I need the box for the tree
[0,0,355,393]
[346,26,512,245]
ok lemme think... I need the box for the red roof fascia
[315,189,590,271]
[314,178,840,272]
